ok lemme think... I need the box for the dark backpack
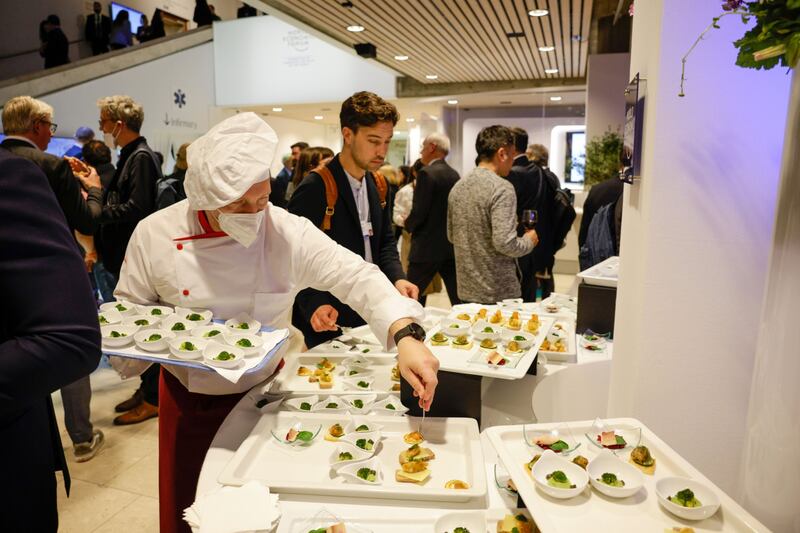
[155,175,186,210]
[535,166,576,254]
[578,203,616,271]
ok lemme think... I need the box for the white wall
[461,116,584,175]
[609,0,791,501]
[584,53,630,142]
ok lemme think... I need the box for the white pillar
[608,0,792,500]
[739,67,800,533]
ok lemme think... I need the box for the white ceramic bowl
[313,396,348,413]
[99,301,137,317]
[225,317,261,333]
[371,396,408,415]
[434,511,487,533]
[222,332,264,357]
[97,308,122,326]
[329,444,373,470]
[342,355,372,367]
[342,366,373,379]
[100,324,140,348]
[471,320,502,341]
[656,476,721,521]
[284,395,318,413]
[190,324,227,340]
[353,343,380,355]
[530,450,589,499]
[202,342,244,369]
[503,330,535,350]
[133,329,175,352]
[338,430,381,453]
[180,308,213,327]
[338,457,383,485]
[162,316,195,337]
[343,376,374,391]
[122,314,161,329]
[440,318,471,337]
[167,336,208,360]
[344,418,383,435]
[587,450,644,498]
[136,304,174,318]
[340,394,377,414]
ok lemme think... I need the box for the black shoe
[114,389,143,413]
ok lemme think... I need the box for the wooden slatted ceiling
[264,0,592,83]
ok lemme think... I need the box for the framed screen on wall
[620,73,644,183]
[110,2,145,35]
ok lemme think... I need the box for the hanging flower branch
[679,0,800,96]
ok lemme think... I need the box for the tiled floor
[52,275,574,532]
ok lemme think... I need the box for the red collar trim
[173,211,227,242]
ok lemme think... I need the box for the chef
[113,113,439,533]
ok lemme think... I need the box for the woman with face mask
[111,112,440,533]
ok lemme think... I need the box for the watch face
[409,323,426,341]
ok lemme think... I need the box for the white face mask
[103,123,121,149]
[217,210,264,248]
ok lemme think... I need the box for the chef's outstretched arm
[389,318,439,410]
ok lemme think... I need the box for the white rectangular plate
[268,354,399,395]
[427,316,554,380]
[577,255,619,288]
[486,418,767,533]
[276,506,531,533]
[218,412,486,503]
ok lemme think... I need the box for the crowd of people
[0,88,606,531]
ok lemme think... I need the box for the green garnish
[546,470,576,489]
[355,424,370,432]
[300,402,311,411]
[236,338,253,347]
[186,313,203,321]
[599,472,625,487]
[349,370,359,376]
[357,380,369,388]
[150,309,162,316]
[355,438,374,450]
[453,528,471,533]
[109,330,125,338]
[255,398,269,408]
[171,322,186,331]
[99,315,108,324]
[115,304,127,312]
[515,515,528,522]
[204,329,222,338]
[513,335,525,341]
[483,326,493,333]
[450,324,460,329]
[669,488,702,508]
[549,440,569,452]
[362,348,370,353]
[215,351,234,361]
[146,334,162,342]
[325,402,338,409]
[236,322,250,329]
[352,399,364,409]
[386,404,396,410]
[295,430,314,442]
[179,341,196,351]
[308,529,327,533]
[134,319,148,326]
[338,452,353,461]
[356,467,377,482]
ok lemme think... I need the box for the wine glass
[522,209,538,230]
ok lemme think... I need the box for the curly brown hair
[339,91,398,133]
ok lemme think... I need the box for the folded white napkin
[183,481,280,533]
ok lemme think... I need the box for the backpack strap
[372,171,388,209]
[316,165,338,231]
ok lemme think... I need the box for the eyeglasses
[39,120,57,134]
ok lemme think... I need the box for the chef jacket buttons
[177,243,184,250]
[182,289,190,296]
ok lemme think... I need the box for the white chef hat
[184,112,279,210]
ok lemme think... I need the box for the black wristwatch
[393,322,426,345]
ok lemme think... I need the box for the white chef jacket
[114,200,425,395]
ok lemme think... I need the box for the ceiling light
[549,96,562,101]
[528,9,549,17]
[425,74,438,80]
[346,25,365,32]
[394,55,409,61]
[545,68,559,74]
[447,99,458,104]
[314,115,324,120]
[406,118,415,123]
[538,46,555,52]
[272,107,283,112]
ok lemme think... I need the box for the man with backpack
[288,91,418,348]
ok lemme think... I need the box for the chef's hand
[394,279,419,300]
[524,228,539,247]
[310,305,339,332]
[390,319,439,411]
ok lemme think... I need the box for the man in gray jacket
[447,125,538,303]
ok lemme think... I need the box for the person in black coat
[579,177,624,249]
[193,0,214,26]
[85,2,112,55]
[404,133,460,306]
[288,92,417,348]
[41,14,70,69]
[0,149,102,531]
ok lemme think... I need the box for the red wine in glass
[522,209,538,230]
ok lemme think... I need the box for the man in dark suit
[506,128,552,301]
[41,14,70,69]
[85,2,112,56]
[404,133,460,306]
[289,91,418,348]
[0,149,102,531]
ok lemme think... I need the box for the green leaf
[786,33,800,68]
